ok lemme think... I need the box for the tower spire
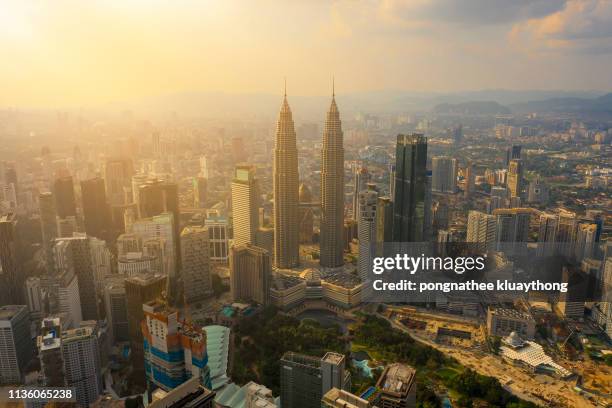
[284,77,287,98]
[332,76,335,98]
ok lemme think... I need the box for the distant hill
[510,93,612,113]
[432,101,512,115]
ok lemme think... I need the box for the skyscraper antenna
[284,77,287,97]
[332,76,335,98]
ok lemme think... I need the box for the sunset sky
[1,0,612,107]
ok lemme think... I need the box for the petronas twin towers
[273,86,344,269]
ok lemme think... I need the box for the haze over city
[0,1,611,408]
[2,0,612,109]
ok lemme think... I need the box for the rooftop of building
[271,274,305,290]
[322,352,345,365]
[125,272,166,285]
[488,306,535,321]
[0,305,26,321]
[322,270,362,289]
[62,326,94,341]
[281,351,322,368]
[377,363,416,395]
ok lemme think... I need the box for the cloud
[510,0,612,53]
[377,0,567,26]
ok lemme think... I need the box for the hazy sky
[1,0,612,107]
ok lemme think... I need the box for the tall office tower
[507,159,524,198]
[42,268,82,329]
[229,244,270,305]
[90,236,113,284]
[39,192,58,271]
[152,132,161,158]
[298,183,314,244]
[431,156,457,193]
[574,222,597,261]
[125,272,166,380]
[231,136,247,163]
[392,134,428,242]
[527,177,549,204]
[54,235,99,321]
[194,176,207,208]
[142,302,212,392]
[0,213,23,305]
[466,210,497,251]
[558,266,586,319]
[280,351,350,408]
[352,167,370,221]
[199,156,210,179]
[54,176,77,218]
[556,209,578,256]
[205,212,230,263]
[586,209,605,243]
[37,317,65,386]
[0,305,33,385]
[131,173,150,211]
[423,170,433,241]
[62,326,103,406]
[103,281,129,344]
[138,181,181,301]
[493,208,531,251]
[537,213,558,257]
[389,164,396,202]
[376,196,393,244]
[505,145,522,166]
[358,184,378,282]
[273,90,300,269]
[105,158,134,206]
[600,257,612,341]
[231,165,260,246]
[4,164,18,198]
[376,363,417,408]
[256,227,274,258]
[25,277,44,319]
[464,161,475,198]
[81,177,111,240]
[320,91,345,269]
[181,226,213,304]
[132,213,176,277]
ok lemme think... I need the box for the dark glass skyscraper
[81,177,111,240]
[392,133,428,242]
[53,176,77,219]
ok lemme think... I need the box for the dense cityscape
[1,1,612,408]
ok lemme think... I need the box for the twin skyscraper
[273,85,345,270]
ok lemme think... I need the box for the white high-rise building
[467,210,497,251]
[62,326,103,406]
[231,165,260,247]
[132,213,176,277]
[358,184,378,282]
